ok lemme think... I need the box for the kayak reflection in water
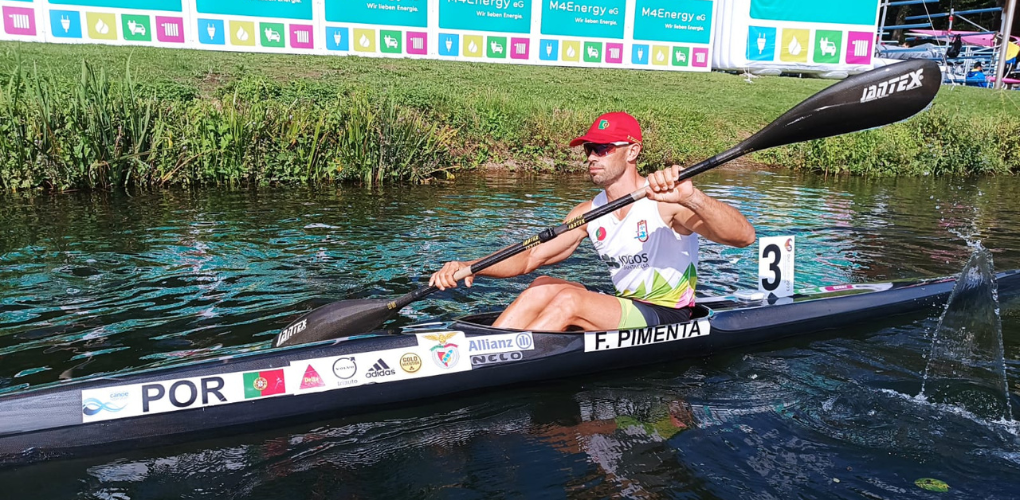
[535,397,696,497]
[430,111,755,331]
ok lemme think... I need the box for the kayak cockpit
[450,304,713,332]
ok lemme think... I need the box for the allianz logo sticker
[466,332,534,355]
[860,69,923,103]
[584,318,709,352]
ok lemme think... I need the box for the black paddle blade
[743,59,941,152]
[273,299,399,347]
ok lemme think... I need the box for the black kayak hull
[3,270,1019,466]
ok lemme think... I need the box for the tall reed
[0,60,459,191]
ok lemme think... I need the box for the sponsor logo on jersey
[636,220,648,242]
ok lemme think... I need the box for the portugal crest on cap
[598,119,609,130]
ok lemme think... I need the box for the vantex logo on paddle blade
[860,69,923,103]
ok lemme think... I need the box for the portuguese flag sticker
[243,369,287,399]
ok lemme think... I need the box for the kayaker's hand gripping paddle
[275,59,942,347]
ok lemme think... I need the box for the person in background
[966,61,988,88]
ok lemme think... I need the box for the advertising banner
[324,0,429,57]
[630,0,714,70]
[4,0,727,73]
[713,0,881,77]
[195,0,312,20]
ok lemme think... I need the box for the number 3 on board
[758,236,795,297]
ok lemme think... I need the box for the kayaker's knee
[546,287,585,315]
[528,275,559,287]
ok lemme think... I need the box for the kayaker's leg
[523,286,622,331]
[493,276,621,331]
[493,276,615,330]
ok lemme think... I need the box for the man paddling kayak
[430,112,755,331]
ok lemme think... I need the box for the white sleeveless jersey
[586,191,698,308]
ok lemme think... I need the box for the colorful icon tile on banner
[463,35,483,58]
[379,30,401,54]
[561,40,580,62]
[199,19,224,45]
[438,33,458,56]
[406,31,426,55]
[692,47,709,67]
[780,28,809,63]
[157,17,184,43]
[583,42,602,63]
[845,31,872,64]
[86,12,117,40]
[326,27,348,51]
[260,22,285,48]
[2,6,36,36]
[230,20,256,46]
[290,24,313,49]
[813,30,842,64]
[50,10,82,39]
[746,26,776,61]
[606,43,623,64]
[651,45,669,66]
[632,44,649,65]
[510,37,529,60]
[539,39,558,61]
[121,14,151,42]
[487,36,506,59]
[353,28,376,52]
[672,46,688,67]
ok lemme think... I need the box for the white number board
[758,236,795,297]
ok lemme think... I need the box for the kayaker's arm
[646,165,756,248]
[429,202,591,290]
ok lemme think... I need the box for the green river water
[3,167,1020,498]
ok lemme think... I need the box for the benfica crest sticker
[424,332,461,369]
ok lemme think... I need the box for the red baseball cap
[569,111,642,147]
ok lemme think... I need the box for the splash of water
[919,243,1012,422]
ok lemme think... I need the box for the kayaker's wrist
[677,188,705,210]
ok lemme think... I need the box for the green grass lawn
[1,41,1018,188]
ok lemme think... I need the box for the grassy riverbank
[1,42,1018,191]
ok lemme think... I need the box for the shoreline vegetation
[1,42,1018,192]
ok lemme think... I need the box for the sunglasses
[583,141,632,157]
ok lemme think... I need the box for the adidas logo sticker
[365,359,396,378]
